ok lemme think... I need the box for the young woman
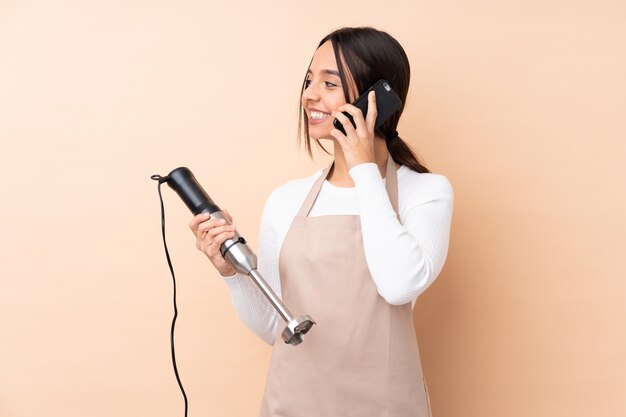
[189,27,453,417]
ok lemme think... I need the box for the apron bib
[259,155,432,417]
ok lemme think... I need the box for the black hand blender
[154,167,316,345]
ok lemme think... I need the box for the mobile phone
[333,79,402,135]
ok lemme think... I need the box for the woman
[189,27,453,417]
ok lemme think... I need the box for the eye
[325,82,338,88]
[304,79,312,88]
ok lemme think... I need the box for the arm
[221,191,281,345]
[349,163,454,305]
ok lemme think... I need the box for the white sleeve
[221,191,281,345]
[349,163,454,305]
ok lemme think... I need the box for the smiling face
[302,41,358,140]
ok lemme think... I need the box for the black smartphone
[333,78,402,135]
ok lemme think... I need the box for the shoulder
[397,165,454,205]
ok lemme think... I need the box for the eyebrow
[307,68,340,77]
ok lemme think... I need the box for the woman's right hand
[189,209,237,277]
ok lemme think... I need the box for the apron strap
[297,153,400,218]
[297,162,333,217]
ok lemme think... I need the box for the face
[302,41,357,140]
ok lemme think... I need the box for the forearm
[222,272,279,345]
[350,163,453,305]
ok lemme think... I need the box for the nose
[302,81,320,103]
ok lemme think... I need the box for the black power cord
[151,174,188,417]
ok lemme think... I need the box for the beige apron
[259,154,432,417]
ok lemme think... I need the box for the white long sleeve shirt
[221,162,454,345]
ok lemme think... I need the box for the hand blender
[161,167,315,345]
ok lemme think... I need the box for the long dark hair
[297,26,430,174]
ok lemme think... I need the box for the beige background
[1,1,625,416]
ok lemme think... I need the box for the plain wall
[1,1,624,416]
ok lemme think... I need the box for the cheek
[327,93,347,112]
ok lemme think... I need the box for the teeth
[311,111,329,120]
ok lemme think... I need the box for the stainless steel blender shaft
[248,268,292,322]
[211,211,316,345]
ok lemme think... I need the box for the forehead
[308,41,338,73]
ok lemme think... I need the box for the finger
[196,218,225,243]
[332,111,357,138]
[329,128,349,147]
[340,103,367,136]
[189,213,211,232]
[365,91,377,133]
[196,225,208,244]
[205,230,237,256]
[205,224,236,240]
[199,225,235,251]
[197,218,227,233]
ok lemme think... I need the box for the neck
[327,137,390,187]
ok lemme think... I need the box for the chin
[308,125,335,141]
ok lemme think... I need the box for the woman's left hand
[330,91,377,170]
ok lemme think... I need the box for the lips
[308,108,331,124]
